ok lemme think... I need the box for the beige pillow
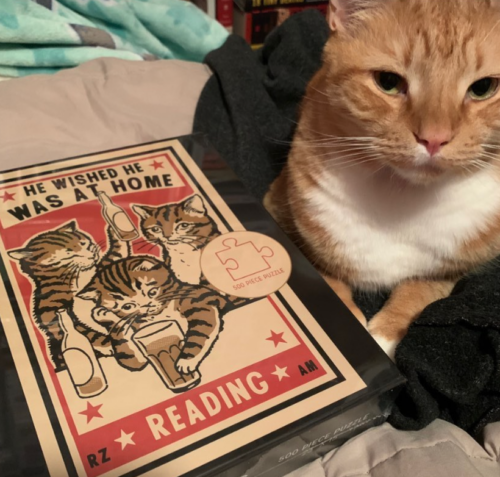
[0,58,211,171]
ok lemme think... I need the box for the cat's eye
[122,303,136,311]
[374,72,407,95]
[148,287,159,298]
[177,223,191,231]
[468,77,499,100]
[150,226,162,234]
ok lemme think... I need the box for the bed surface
[0,58,499,477]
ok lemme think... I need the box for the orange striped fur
[265,0,500,358]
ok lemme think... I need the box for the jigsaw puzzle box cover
[0,136,403,477]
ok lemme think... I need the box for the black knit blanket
[193,10,500,439]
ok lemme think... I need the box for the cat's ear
[77,285,100,302]
[182,195,206,217]
[57,221,77,233]
[131,204,155,220]
[8,248,32,261]
[328,0,375,32]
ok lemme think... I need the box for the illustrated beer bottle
[58,310,108,398]
[97,191,139,241]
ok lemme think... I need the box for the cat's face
[8,221,99,273]
[78,257,174,322]
[317,0,500,184]
[131,195,219,250]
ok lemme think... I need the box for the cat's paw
[368,313,404,362]
[176,357,201,375]
[92,307,119,325]
[370,333,398,362]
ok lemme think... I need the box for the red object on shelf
[217,0,234,30]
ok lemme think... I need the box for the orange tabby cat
[265,0,500,358]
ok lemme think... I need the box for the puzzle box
[0,135,404,477]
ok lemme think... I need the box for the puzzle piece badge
[216,238,275,281]
[201,231,292,298]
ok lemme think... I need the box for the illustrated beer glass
[133,321,201,393]
[97,190,139,241]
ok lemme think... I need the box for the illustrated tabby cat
[265,0,500,358]
[77,255,230,374]
[132,195,219,285]
[8,221,128,370]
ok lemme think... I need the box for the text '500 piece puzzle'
[0,136,403,477]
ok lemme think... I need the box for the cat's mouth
[378,150,454,184]
[133,312,163,325]
[141,306,163,315]
[163,238,199,250]
[71,253,99,270]
[157,237,178,246]
[390,162,446,185]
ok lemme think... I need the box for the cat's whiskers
[137,241,156,251]
[108,316,129,336]
[186,234,210,243]
[266,127,379,152]
[368,164,388,177]
[470,159,488,168]
[112,310,145,336]
[180,235,209,248]
[308,84,332,100]
[481,143,500,150]
[480,18,500,47]
[477,152,500,164]
[268,136,376,147]
[303,95,333,107]
[315,146,382,160]
[285,116,375,141]
[335,155,384,170]
[123,313,142,336]
[146,245,157,254]
[60,266,72,282]
[301,136,378,146]
[273,146,380,167]
[70,267,81,288]
[303,135,377,143]
[304,145,381,152]
[61,264,78,284]
[305,144,382,155]
[318,150,383,167]
[479,150,500,158]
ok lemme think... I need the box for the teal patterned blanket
[0,0,228,77]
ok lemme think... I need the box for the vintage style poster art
[0,139,366,477]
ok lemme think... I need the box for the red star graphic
[0,191,15,202]
[266,330,287,347]
[150,160,164,170]
[79,402,103,424]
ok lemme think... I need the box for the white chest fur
[307,166,500,290]
[167,244,202,285]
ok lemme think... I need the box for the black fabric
[193,10,500,438]
[387,269,500,439]
[193,10,329,200]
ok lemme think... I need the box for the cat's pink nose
[414,130,452,156]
